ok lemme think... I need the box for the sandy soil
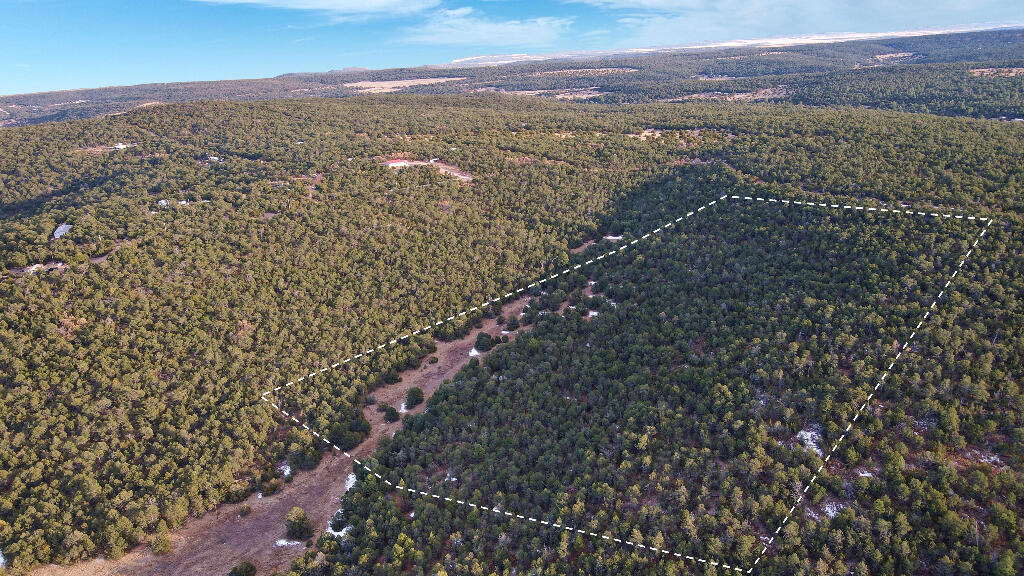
[473,87,604,100]
[970,67,1024,77]
[343,77,467,93]
[33,295,532,576]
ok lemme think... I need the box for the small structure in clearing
[52,223,72,239]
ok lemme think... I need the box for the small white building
[53,223,72,239]
[385,159,409,168]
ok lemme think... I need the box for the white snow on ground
[345,473,357,491]
[603,235,623,241]
[399,402,408,413]
[275,539,303,547]
[469,348,481,357]
[325,524,352,537]
[278,463,292,478]
[501,330,510,335]
[796,427,824,456]
[967,448,1005,467]
[256,492,263,499]
[0,549,6,568]
[588,310,600,318]
[858,471,874,477]
[823,502,846,518]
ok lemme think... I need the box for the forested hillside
[3,28,1023,126]
[0,94,1022,574]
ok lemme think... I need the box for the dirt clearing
[970,67,1024,77]
[344,77,467,93]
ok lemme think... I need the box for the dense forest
[0,87,1022,574]
[304,200,1021,575]
[3,28,1024,126]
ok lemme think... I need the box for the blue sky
[1,0,1022,95]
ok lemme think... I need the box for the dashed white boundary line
[260,194,993,573]
[728,195,991,222]
[745,215,995,572]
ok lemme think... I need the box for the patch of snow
[0,549,5,568]
[968,448,1005,467]
[796,427,823,457]
[501,330,510,335]
[325,524,351,537]
[275,539,303,547]
[588,310,599,318]
[158,199,169,207]
[603,235,624,241]
[858,471,874,478]
[588,280,596,286]
[399,402,408,413]
[345,473,357,491]
[256,492,263,499]
[278,463,292,478]
[410,511,415,518]
[823,501,846,518]
[469,348,481,357]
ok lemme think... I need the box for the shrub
[150,532,171,555]
[475,332,494,352]
[406,387,424,408]
[228,562,257,576]
[286,506,313,540]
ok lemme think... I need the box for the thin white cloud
[405,7,574,46]
[569,0,708,9]
[192,0,439,16]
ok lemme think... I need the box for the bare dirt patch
[33,295,533,576]
[683,87,790,101]
[383,158,472,182]
[628,128,663,141]
[344,77,467,93]
[970,67,1024,78]
[473,87,603,100]
[72,142,137,155]
[873,52,914,63]
[570,239,595,254]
